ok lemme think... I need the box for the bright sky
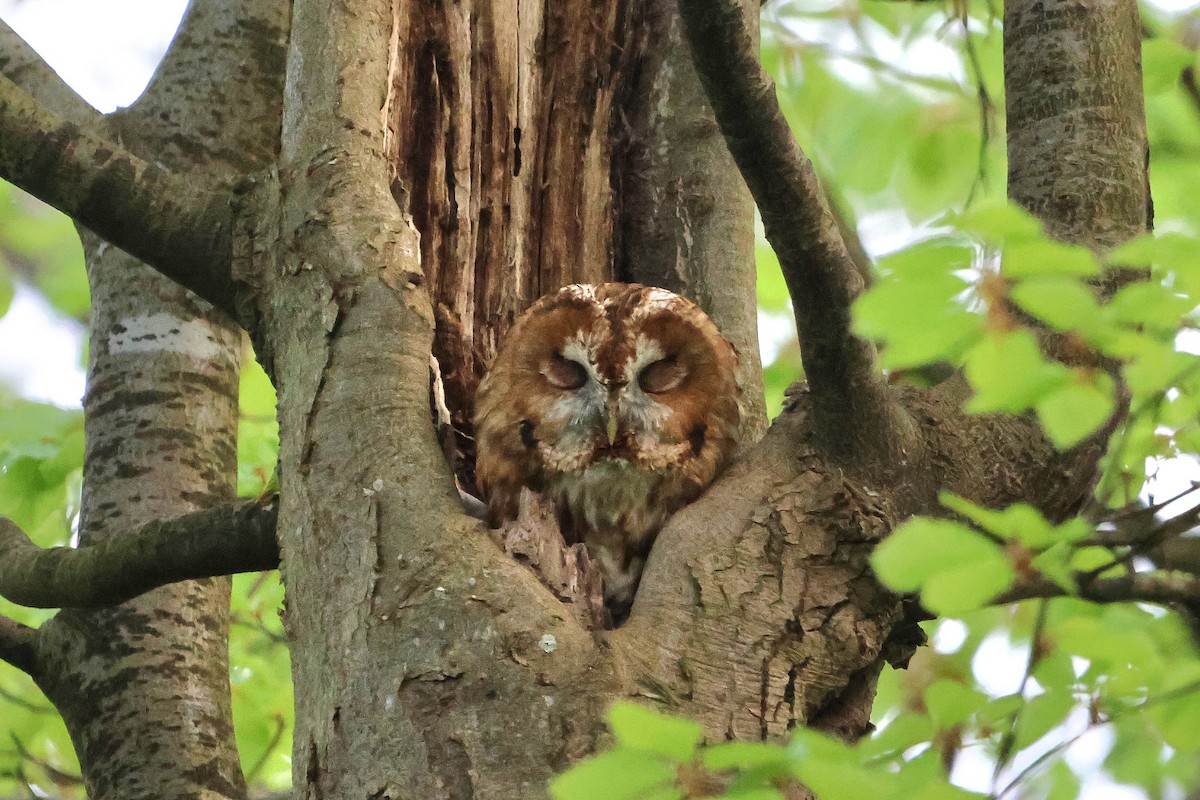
[0,0,187,405]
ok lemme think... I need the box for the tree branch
[675,0,913,466]
[0,19,99,127]
[0,499,279,609]
[0,74,238,319]
[0,615,38,675]
[996,571,1200,606]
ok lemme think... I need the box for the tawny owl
[474,283,742,618]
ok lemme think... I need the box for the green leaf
[964,330,1072,414]
[1009,277,1104,334]
[876,238,976,278]
[913,783,988,800]
[952,200,1043,245]
[1104,233,1157,268]
[1125,345,1198,398]
[787,728,856,766]
[1152,690,1200,752]
[1002,238,1101,279]
[756,237,791,313]
[702,742,790,772]
[860,712,935,760]
[924,680,985,728]
[978,694,1024,726]
[854,238,982,370]
[871,518,1004,592]
[550,749,675,800]
[791,760,897,800]
[1014,691,1075,750]
[1042,761,1081,800]
[715,789,785,800]
[1030,543,1077,592]
[1069,546,1114,574]
[1108,283,1194,331]
[1034,373,1116,448]
[921,558,1016,616]
[1105,719,1164,786]
[1142,38,1195,95]
[608,702,703,762]
[1109,232,1200,290]
[0,268,12,318]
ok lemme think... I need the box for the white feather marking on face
[629,288,680,322]
[559,338,595,380]
[623,334,665,384]
[539,330,607,471]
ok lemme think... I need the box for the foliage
[556,2,1200,800]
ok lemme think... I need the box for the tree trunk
[5,2,288,797]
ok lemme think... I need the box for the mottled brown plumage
[474,283,741,617]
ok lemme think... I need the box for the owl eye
[639,358,686,394]
[545,354,588,390]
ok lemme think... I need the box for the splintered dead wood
[494,488,609,629]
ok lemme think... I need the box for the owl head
[474,283,742,534]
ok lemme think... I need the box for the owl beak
[603,392,621,445]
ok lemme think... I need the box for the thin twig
[1081,501,1200,580]
[993,679,1200,798]
[8,734,82,788]
[0,498,279,609]
[995,571,1200,606]
[959,10,995,206]
[0,685,54,714]
[990,601,1048,792]
[245,714,288,783]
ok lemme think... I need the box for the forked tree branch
[0,615,38,675]
[675,0,913,466]
[0,19,99,127]
[997,571,1200,606]
[0,499,279,609]
[0,74,238,318]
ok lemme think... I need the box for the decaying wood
[494,489,609,631]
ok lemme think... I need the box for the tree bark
[1006,0,1150,256]
[0,0,1154,797]
[4,2,289,797]
[385,0,768,489]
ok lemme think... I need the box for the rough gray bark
[0,501,278,609]
[0,73,236,314]
[676,0,916,471]
[0,19,98,125]
[1,2,288,798]
[1005,0,1150,256]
